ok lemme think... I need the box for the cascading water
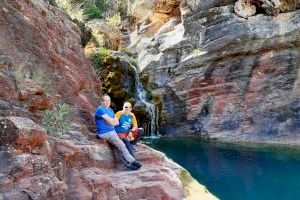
[112,52,159,137]
[133,67,158,137]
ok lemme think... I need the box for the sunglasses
[124,106,132,109]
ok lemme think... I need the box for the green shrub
[56,0,85,22]
[56,0,106,22]
[90,48,111,72]
[92,31,105,47]
[44,103,71,135]
[83,3,101,20]
[91,48,111,64]
[56,0,72,11]
[95,0,105,11]
[71,10,86,22]
[106,12,121,27]
[98,47,111,57]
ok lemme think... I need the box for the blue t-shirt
[94,105,115,134]
[115,113,133,133]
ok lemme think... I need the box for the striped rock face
[0,1,218,200]
[0,0,100,122]
[134,0,300,143]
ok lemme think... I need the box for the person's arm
[127,113,138,140]
[102,114,119,126]
[96,107,119,126]
[130,113,138,132]
[115,111,122,120]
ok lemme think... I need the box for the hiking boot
[126,163,139,170]
[132,160,142,169]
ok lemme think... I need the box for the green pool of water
[148,138,300,200]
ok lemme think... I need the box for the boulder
[0,117,47,152]
[27,94,61,113]
[234,0,257,18]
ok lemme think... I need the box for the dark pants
[99,130,135,166]
[131,127,144,145]
[122,138,134,158]
[122,128,144,158]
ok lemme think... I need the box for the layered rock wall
[0,0,100,128]
[134,0,300,143]
[0,0,217,199]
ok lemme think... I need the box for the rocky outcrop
[235,0,299,17]
[0,117,47,152]
[0,0,217,199]
[132,0,182,36]
[0,117,217,200]
[0,0,100,126]
[131,0,300,143]
[86,20,124,50]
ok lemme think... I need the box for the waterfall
[112,52,159,137]
[133,67,158,137]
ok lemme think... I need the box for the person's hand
[105,118,111,125]
[128,131,134,141]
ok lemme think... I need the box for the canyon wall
[132,0,300,144]
[0,0,217,199]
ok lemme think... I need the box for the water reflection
[148,138,300,200]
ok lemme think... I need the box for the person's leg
[122,138,135,158]
[108,134,142,169]
[99,131,135,165]
[131,128,144,145]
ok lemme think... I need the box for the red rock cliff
[0,0,217,199]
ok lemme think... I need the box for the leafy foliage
[90,48,113,74]
[106,12,121,27]
[56,0,106,22]
[56,0,85,21]
[83,0,106,21]
[83,3,101,20]
[44,103,71,135]
[94,0,106,12]
[56,0,72,11]
[92,31,105,47]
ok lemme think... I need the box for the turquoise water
[148,138,300,200]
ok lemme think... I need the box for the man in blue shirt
[94,94,142,170]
